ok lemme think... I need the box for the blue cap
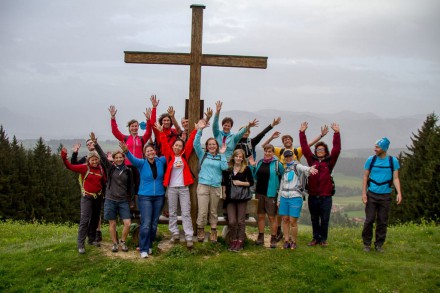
[376,137,390,151]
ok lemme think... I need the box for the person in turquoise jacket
[120,141,166,259]
[212,100,258,160]
[252,144,285,248]
[194,119,229,243]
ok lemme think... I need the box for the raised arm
[168,106,182,134]
[109,105,126,141]
[212,101,222,138]
[328,123,341,169]
[251,117,281,147]
[90,132,112,170]
[261,131,280,148]
[299,122,314,163]
[61,147,88,173]
[307,124,329,147]
[193,119,208,159]
[119,141,144,168]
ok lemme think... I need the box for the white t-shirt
[169,156,185,187]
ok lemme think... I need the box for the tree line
[0,113,438,224]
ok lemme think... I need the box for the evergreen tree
[390,113,440,224]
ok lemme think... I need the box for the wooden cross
[124,4,267,230]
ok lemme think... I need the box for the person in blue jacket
[252,144,284,248]
[120,140,166,259]
[193,119,229,243]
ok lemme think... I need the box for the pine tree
[389,113,440,224]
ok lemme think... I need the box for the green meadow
[1,220,439,292]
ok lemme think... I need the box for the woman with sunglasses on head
[299,122,341,247]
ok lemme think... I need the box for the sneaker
[320,241,329,247]
[363,245,371,252]
[256,233,264,246]
[282,241,291,249]
[210,229,218,243]
[95,230,102,242]
[78,248,86,254]
[111,243,119,253]
[307,239,319,246]
[375,246,384,253]
[171,234,180,244]
[228,240,238,252]
[120,241,128,252]
[89,241,101,247]
[140,252,148,258]
[234,240,243,252]
[270,235,277,248]
[275,228,284,242]
[197,228,205,242]
[186,240,194,249]
[290,242,297,250]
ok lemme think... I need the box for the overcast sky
[0,0,439,139]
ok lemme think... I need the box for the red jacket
[61,150,106,195]
[299,131,341,196]
[111,108,156,165]
[160,129,196,187]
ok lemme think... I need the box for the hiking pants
[167,186,194,241]
[78,196,102,249]
[308,196,332,242]
[362,191,392,247]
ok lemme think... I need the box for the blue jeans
[308,196,332,242]
[138,195,164,253]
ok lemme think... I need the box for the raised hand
[205,107,213,121]
[197,119,209,129]
[300,122,308,132]
[167,106,175,117]
[154,122,163,132]
[144,107,151,121]
[271,131,281,140]
[150,95,159,108]
[89,132,97,144]
[248,119,259,129]
[215,101,222,114]
[331,123,340,133]
[271,117,281,127]
[108,105,117,118]
[219,143,227,154]
[321,124,329,137]
[72,143,81,153]
[119,140,128,153]
[61,146,68,154]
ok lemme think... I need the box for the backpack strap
[367,156,394,187]
[280,148,285,157]
[293,148,299,160]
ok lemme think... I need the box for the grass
[333,173,362,189]
[1,220,439,292]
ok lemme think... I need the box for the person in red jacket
[61,147,106,254]
[155,121,198,248]
[299,122,341,247]
[152,106,182,156]
[109,95,157,194]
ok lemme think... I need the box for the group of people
[61,95,402,257]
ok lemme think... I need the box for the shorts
[278,196,303,218]
[256,194,278,217]
[104,199,131,221]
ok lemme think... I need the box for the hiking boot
[111,243,119,253]
[234,240,244,252]
[210,229,218,243]
[89,241,101,247]
[95,230,102,242]
[375,246,384,253]
[228,240,238,252]
[140,252,148,258]
[363,245,371,252]
[197,228,205,242]
[186,240,194,249]
[78,248,86,254]
[282,241,291,249]
[256,233,264,246]
[270,235,277,248]
[170,233,180,244]
[120,241,128,252]
[320,241,329,247]
[275,228,284,243]
[307,239,319,246]
[290,242,297,250]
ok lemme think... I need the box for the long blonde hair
[228,149,247,173]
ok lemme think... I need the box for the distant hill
[2,108,426,151]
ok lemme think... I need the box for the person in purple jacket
[299,122,341,247]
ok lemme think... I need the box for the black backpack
[367,155,394,187]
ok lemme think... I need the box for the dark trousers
[308,196,332,242]
[227,201,248,241]
[362,191,392,247]
[78,196,102,248]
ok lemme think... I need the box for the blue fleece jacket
[212,114,248,160]
[126,151,166,196]
[194,129,228,187]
